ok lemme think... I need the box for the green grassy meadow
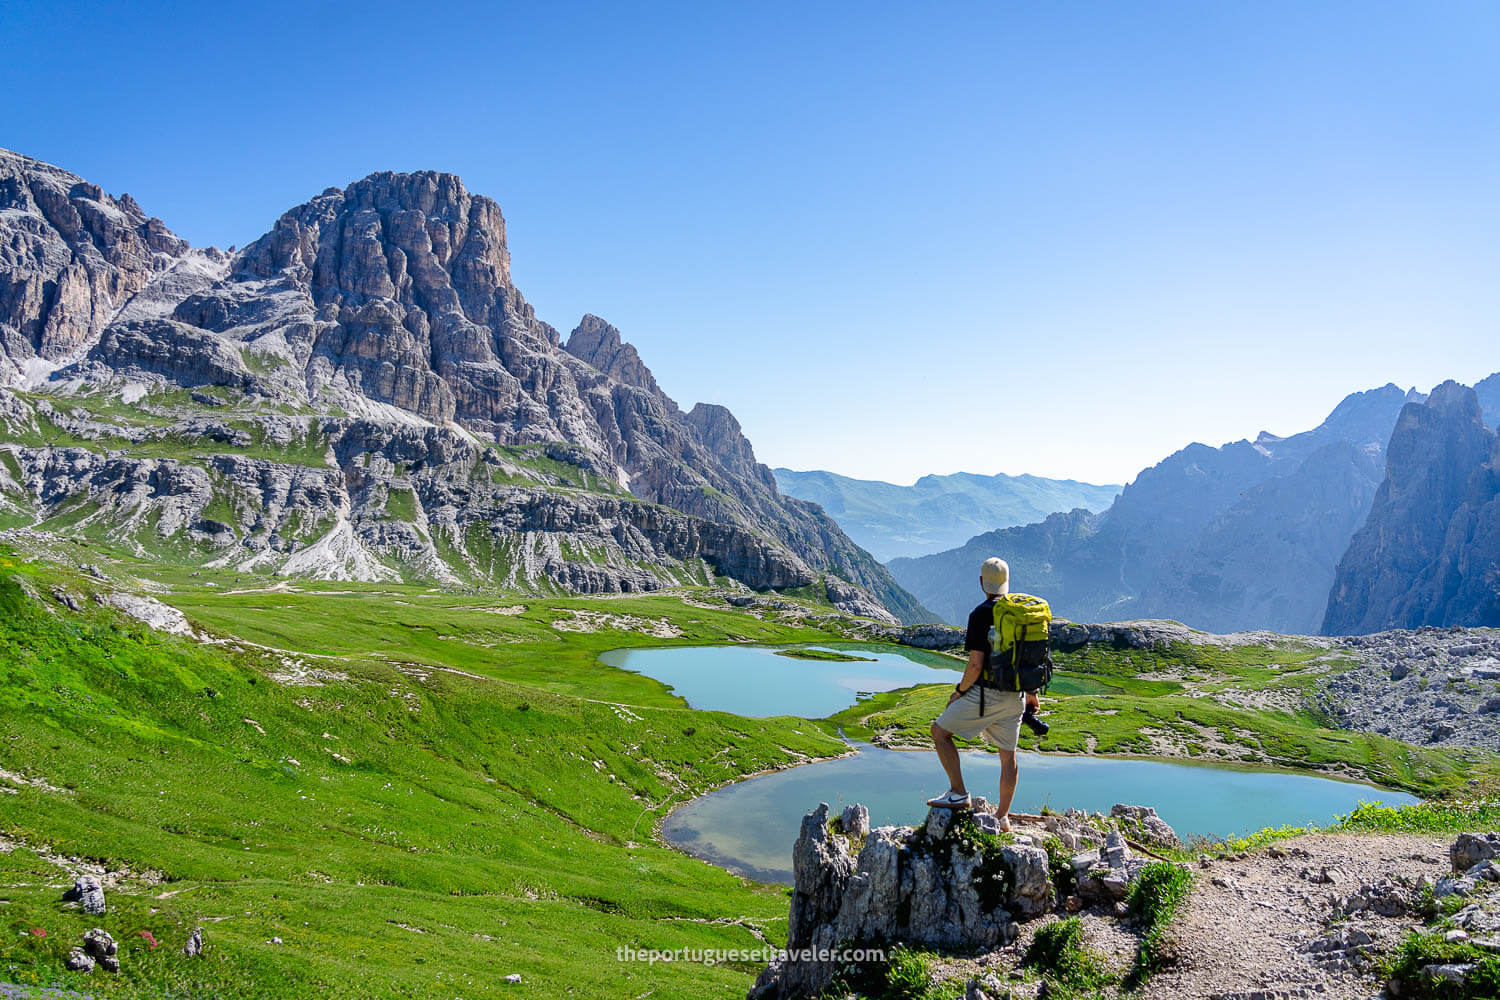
[0,548,853,999]
[3,539,1500,999]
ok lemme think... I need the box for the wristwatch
[955,682,970,695]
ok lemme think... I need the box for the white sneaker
[925,789,971,809]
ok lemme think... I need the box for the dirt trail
[1143,832,1450,1000]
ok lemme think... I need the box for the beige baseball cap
[980,557,1010,595]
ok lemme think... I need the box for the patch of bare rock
[1315,627,1500,752]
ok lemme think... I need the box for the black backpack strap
[1013,623,1025,690]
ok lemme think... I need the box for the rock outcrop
[63,874,106,914]
[748,802,1177,999]
[1323,382,1500,634]
[750,802,1048,999]
[0,149,929,621]
[65,928,118,974]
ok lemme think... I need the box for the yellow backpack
[982,593,1054,693]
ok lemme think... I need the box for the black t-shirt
[964,598,998,656]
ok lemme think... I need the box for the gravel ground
[1317,627,1500,752]
[1142,832,1450,1000]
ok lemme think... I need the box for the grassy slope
[6,535,1500,998]
[0,551,855,999]
[830,639,1500,796]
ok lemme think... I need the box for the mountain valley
[3,147,1500,1000]
[773,468,1120,562]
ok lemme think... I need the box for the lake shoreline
[655,740,1419,884]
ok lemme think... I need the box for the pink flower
[137,930,158,949]
[29,928,46,937]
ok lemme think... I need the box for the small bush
[1025,917,1114,991]
[1127,861,1192,925]
[824,945,959,1000]
[1379,930,1500,999]
[882,946,935,1000]
[1124,862,1192,988]
[1043,836,1077,896]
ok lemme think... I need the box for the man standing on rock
[926,557,1038,831]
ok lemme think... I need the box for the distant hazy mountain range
[771,469,1121,562]
[887,375,1500,633]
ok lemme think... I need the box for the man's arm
[947,650,985,704]
[948,650,1042,709]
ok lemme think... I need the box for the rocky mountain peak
[1313,383,1416,448]
[1477,372,1500,429]
[0,147,192,365]
[0,150,931,624]
[1384,382,1489,497]
[1323,381,1497,634]
[1422,379,1480,417]
[564,314,664,397]
[684,402,773,488]
[238,167,519,327]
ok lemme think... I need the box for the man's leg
[992,749,1019,830]
[930,722,967,796]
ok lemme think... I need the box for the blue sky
[4,1,1498,485]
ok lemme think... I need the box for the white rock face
[276,519,401,583]
[99,592,192,636]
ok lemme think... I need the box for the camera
[1022,704,1049,737]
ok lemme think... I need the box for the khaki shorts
[934,686,1026,752]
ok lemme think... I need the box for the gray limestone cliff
[0,149,217,369]
[1323,382,1500,633]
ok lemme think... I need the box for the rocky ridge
[0,149,926,621]
[1312,626,1500,752]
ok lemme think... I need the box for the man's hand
[947,687,965,706]
[1024,691,1040,712]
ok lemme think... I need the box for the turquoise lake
[661,744,1419,882]
[605,643,1421,883]
[596,642,960,717]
